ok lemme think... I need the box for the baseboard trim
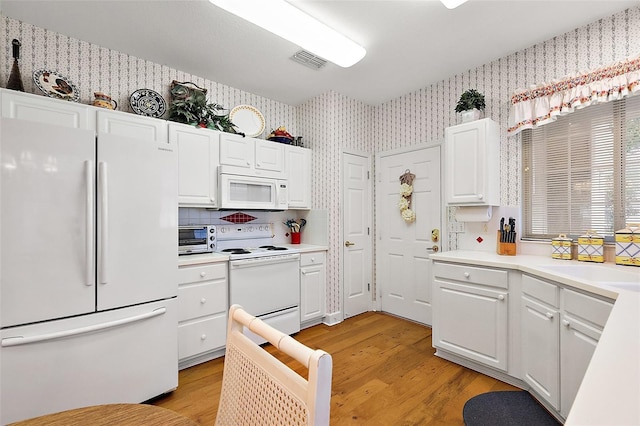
[322,311,343,326]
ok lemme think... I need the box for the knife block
[496,231,516,256]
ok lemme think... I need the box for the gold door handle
[345,241,355,247]
[426,245,439,253]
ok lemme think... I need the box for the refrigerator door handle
[1,307,167,347]
[85,160,94,287]
[99,161,108,285]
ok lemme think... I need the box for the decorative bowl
[268,136,293,144]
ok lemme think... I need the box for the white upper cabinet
[286,145,312,209]
[444,118,500,206]
[219,132,285,178]
[170,123,220,208]
[97,108,167,143]
[1,89,95,130]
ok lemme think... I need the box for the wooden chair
[215,305,333,426]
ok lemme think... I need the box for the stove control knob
[209,228,215,233]
[210,243,215,249]
[210,236,215,241]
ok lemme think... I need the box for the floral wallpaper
[0,17,298,137]
[2,6,639,319]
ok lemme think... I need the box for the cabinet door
[286,146,311,209]
[444,118,499,206]
[97,109,167,143]
[170,123,220,207]
[559,313,603,418]
[255,139,284,176]
[433,279,508,371]
[521,295,560,409]
[1,89,94,129]
[301,263,325,322]
[219,132,254,169]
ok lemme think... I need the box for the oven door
[229,254,300,317]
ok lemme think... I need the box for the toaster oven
[178,225,216,255]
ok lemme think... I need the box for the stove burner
[222,248,251,255]
[259,245,288,251]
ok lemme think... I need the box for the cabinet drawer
[178,315,227,360]
[300,251,326,267]
[178,281,227,322]
[522,274,559,307]
[563,289,613,329]
[433,262,508,289]
[178,263,227,285]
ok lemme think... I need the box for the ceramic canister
[577,230,604,263]
[551,234,572,260]
[615,224,640,266]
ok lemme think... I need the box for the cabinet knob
[200,298,207,304]
[478,194,483,199]
[546,312,554,319]
[246,161,251,166]
[201,334,207,340]
[311,257,315,262]
[256,163,261,167]
[562,320,571,327]
[200,272,206,278]
[498,294,505,301]
[463,272,470,278]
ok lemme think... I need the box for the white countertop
[178,252,229,266]
[430,251,640,425]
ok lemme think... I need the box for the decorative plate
[229,105,265,138]
[33,69,80,102]
[129,89,167,118]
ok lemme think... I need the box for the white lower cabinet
[560,288,612,418]
[434,261,614,422]
[521,275,560,410]
[432,262,509,372]
[300,251,326,328]
[177,260,228,369]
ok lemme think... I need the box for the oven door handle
[230,256,300,269]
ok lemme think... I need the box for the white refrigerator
[0,117,178,424]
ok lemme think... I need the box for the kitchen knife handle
[85,160,94,287]
[99,161,109,285]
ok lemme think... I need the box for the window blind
[523,95,640,240]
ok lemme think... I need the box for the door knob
[426,245,439,252]
[345,241,355,247]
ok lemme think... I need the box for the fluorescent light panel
[209,0,366,68]
[440,0,469,9]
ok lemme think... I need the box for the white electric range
[215,224,301,343]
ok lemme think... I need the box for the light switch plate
[449,221,465,233]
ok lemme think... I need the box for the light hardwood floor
[151,312,518,425]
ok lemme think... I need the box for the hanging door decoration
[399,169,416,223]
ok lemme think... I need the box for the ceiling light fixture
[440,0,469,9]
[209,0,366,68]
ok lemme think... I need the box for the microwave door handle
[99,161,108,285]
[85,160,94,287]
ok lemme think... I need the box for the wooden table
[9,403,198,426]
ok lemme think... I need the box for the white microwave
[219,170,288,210]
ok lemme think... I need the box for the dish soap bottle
[7,39,25,92]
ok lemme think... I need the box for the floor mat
[463,391,561,426]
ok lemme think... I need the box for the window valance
[507,55,640,136]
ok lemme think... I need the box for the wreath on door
[399,169,416,223]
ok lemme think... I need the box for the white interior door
[342,151,373,319]
[97,132,178,310]
[376,146,441,325]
